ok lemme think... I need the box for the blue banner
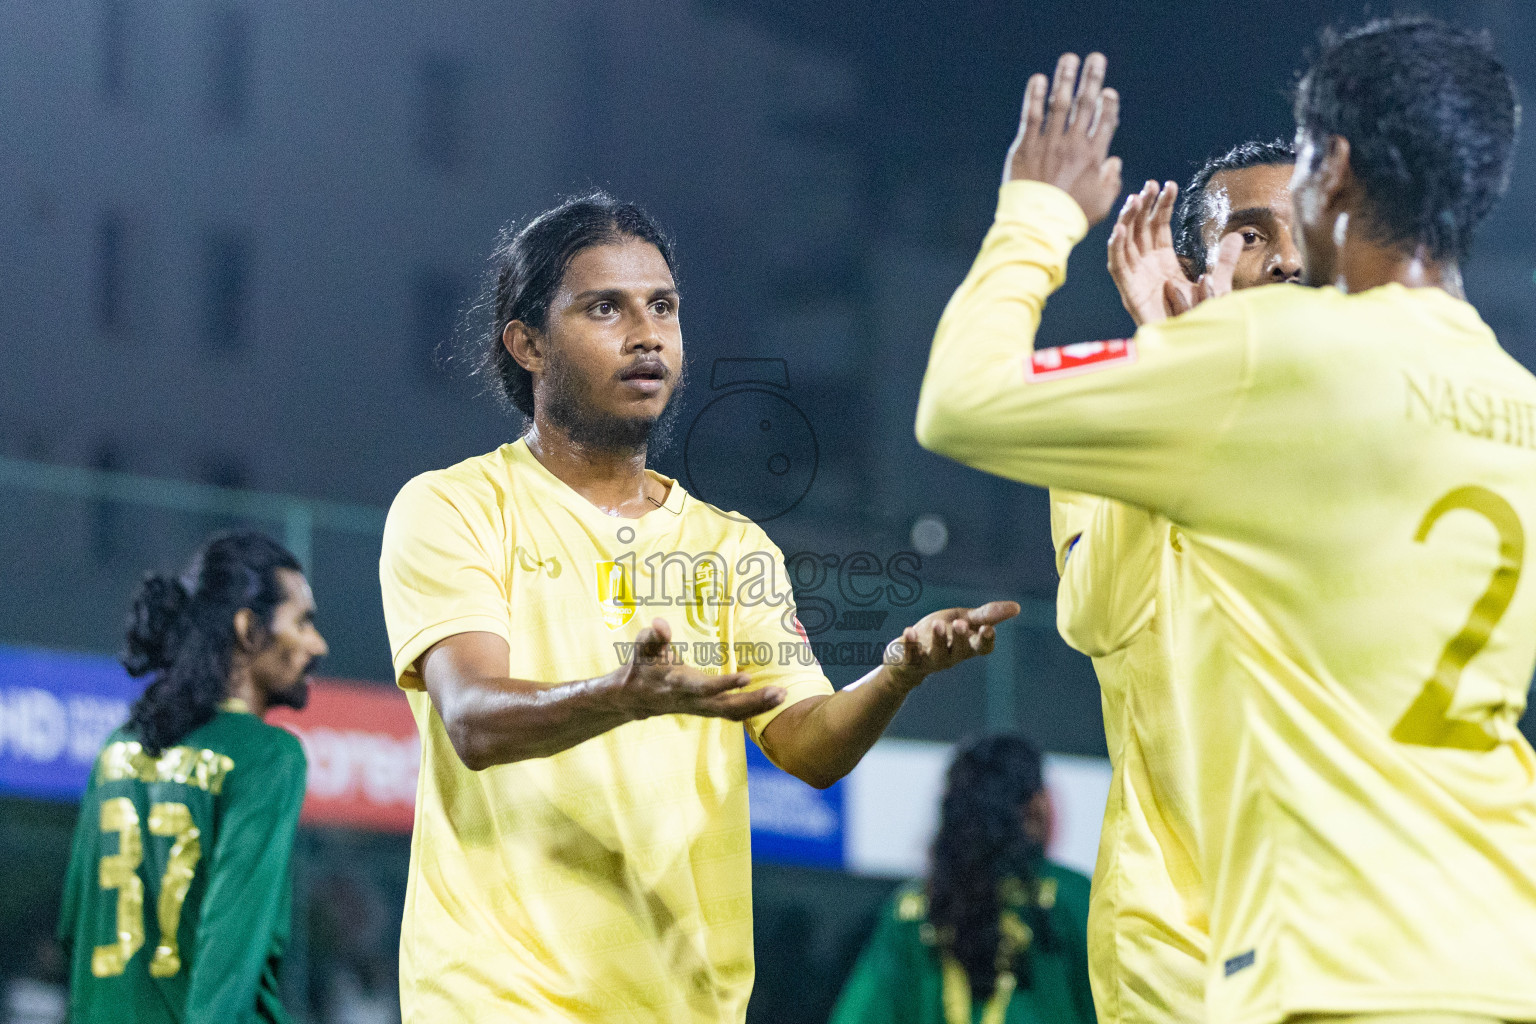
[745,739,845,869]
[0,645,139,801]
[2,643,849,868]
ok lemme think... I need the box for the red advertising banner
[267,678,419,833]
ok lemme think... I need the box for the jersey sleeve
[183,730,306,1024]
[380,472,512,689]
[914,180,1255,522]
[731,527,835,743]
[1054,494,1160,659]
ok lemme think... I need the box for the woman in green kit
[830,735,1095,1024]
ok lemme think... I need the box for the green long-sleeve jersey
[830,862,1096,1024]
[58,706,307,1024]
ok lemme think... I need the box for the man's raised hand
[1108,180,1192,325]
[1005,52,1122,226]
[615,617,784,723]
[1167,232,1241,315]
[883,601,1023,691]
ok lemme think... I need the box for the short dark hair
[123,532,301,753]
[478,192,677,418]
[1175,139,1296,276]
[1294,15,1519,263]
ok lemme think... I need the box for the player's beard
[541,346,688,456]
[267,659,316,712]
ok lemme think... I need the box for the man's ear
[232,608,256,651]
[504,320,545,375]
[1316,135,1353,213]
[1177,254,1197,281]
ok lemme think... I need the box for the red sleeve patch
[1026,339,1136,381]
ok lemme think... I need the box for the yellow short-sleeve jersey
[919,182,1536,1024]
[1050,490,1206,1024]
[379,440,833,1023]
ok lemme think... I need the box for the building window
[206,5,251,129]
[98,0,130,105]
[95,211,128,333]
[413,270,463,380]
[201,228,253,353]
[415,54,465,173]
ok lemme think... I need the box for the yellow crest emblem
[595,557,636,630]
[683,559,724,639]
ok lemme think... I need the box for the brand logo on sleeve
[1026,340,1136,382]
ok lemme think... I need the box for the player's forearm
[760,666,918,789]
[431,671,636,770]
[914,181,1086,463]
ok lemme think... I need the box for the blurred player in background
[59,532,327,1023]
[830,734,1094,1024]
[378,192,1018,1023]
[1048,138,1298,1024]
[918,17,1536,1024]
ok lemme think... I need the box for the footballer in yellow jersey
[380,192,1017,1022]
[1051,141,1302,1024]
[917,23,1536,1024]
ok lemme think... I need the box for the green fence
[0,455,393,682]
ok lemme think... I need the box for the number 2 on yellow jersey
[1394,485,1524,752]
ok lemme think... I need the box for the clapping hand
[1109,179,1242,324]
[616,618,784,722]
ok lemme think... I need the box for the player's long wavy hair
[123,532,300,753]
[927,734,1054,1001]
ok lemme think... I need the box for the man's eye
[593,301,615,315]
[1241,230,1263,245]
[651,301,672,316]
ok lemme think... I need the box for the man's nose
[626,328,664,353]
[1270,241,1303,282]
